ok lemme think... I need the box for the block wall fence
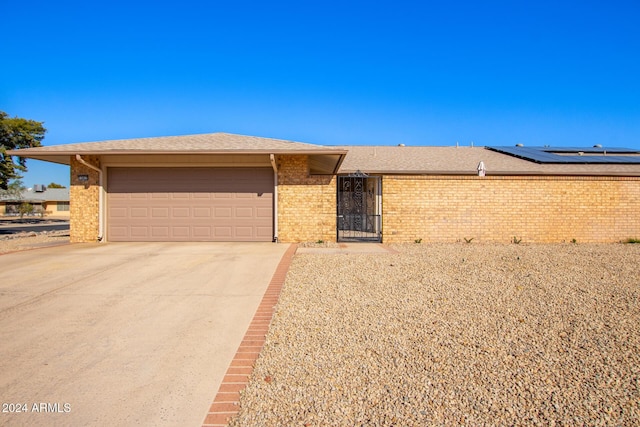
[381,175,640,243]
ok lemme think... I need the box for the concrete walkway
[295,242,398,254]
[0,242,290,427]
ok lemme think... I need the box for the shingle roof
[0,187,69,202]
[7,131,640,176]
[7,132,347,165]
[337,145,640,176]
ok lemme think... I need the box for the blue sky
[2,0,639,187]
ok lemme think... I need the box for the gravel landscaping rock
[0,230,69,254]
[231,243,640,426]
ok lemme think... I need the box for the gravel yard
[231,243,640,426]
[0,230,69,254]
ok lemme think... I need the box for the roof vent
[397,143,405,147]
[515,143,524,147]
[477,161,486,177]
[593,144,603,148]
[34,184,46,192]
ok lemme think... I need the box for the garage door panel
[235,227,253,237]
[107,167,273,242]
[131,227,150,238]
[109,226,128,238]
[192,227,212,238]
[172,207,190,218]
[193,207,212,218]
[152,208,169,218]
[256,207,272,218]
[214,226,232,238]
[256,226,273,238]
[170,227,189,238]
[131,207,148,218]
[109,168,272,193]
[236,207,254,218]
[109,207,127,218]
[191,193,211,200]
[151,227,170,238]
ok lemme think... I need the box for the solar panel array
[486,146,640,164]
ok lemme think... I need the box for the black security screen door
[337,171,381,242]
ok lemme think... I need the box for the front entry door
[337,172,381,242]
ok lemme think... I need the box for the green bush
[18,202,34,218]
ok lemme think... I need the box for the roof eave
[332,154,347,174]
[338,169,482,175]
[7,154,72,165]
[7,148,348,155]
[6,149,349,166]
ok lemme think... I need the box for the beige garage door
[107,167,273,242]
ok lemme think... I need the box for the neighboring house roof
[0,187,70,203]
[337,145,640,176]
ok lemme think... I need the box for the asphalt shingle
[337,145,640,176]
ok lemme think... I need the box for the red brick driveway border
[202,243,298,427]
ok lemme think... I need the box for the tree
[0,179,26,200]
[47,182,66,188]
[0,111,46,190]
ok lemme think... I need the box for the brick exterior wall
[276,155,337,242]
[69,155,101,242]
[382,175,640,243]
[65,154,640,244]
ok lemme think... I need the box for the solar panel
[486,146,640,164]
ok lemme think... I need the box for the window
[57,202,70,211]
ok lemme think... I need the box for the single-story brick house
[8,133,640,243]
[0,186,70,217]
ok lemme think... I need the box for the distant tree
[0,111,46,190]
[0,179,26,200]
[47,182,66,188]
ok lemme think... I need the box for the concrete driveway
[0,242,290,426]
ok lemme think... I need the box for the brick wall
[382,175,640,243]
[69,155,101,242]
[65,154,640,244]
[276,155,337,242]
